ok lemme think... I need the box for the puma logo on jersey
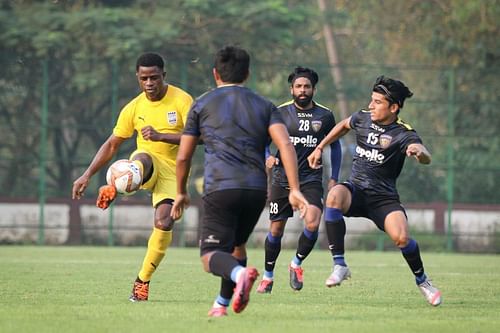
[356,146,385,163]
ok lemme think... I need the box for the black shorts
[268,182,323,221]
[340,181,406,231]
[200,189,267,255]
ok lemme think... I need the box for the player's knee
[201,254,211,273]
[154,217,174,231]
[393,234,409,248]
[269,221,285,237]
[232,246,246,260]
[325,189,342,207]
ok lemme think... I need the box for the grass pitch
[1,246,499,333]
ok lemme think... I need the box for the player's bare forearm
[269,123,300,191]
[407,143,432,165]
[84,135,124,177]
[72,134,124,199]
[308,118,350,170]
[175,134,198,193]
[141,126,181,144]
[317,117,351,151]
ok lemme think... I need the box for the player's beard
[293,94,313,109]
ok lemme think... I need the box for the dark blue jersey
[349,110,422,196]
[272,101,337,187]
[184,85,284,195]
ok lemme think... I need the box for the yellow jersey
[113,84,193,165]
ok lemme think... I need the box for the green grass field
[1,246,499,333]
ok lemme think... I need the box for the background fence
[1,1,498,252]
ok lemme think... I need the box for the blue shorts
[200,189,267,255]
[268,181,323,221]
[340,181,406,231]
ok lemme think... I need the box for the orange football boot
[96,185,117,209]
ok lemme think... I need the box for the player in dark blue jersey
[171,46,309,317]
[308,76,442,306]
[256,67,342,293]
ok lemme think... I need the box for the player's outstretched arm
[171,134,199,220]
[308,117,351,170]
[406,143,432,165]
[268,123,309,218]
[72,134,125,200]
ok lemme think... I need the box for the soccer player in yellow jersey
[72,53,193,302]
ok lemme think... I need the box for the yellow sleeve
[113,99,137,139]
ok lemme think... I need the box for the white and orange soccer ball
[106,159,142,196]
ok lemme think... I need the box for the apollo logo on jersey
[355,146,385,163]
[166,111,177,125]
[289,135,318,147]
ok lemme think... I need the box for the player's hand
[327,179,337,191]
[171,193,190,220]
[288,189,309,219]
[406,143,431,164]
[265,156,279,169]
[72,175,90,200]
[307,147,323,169]
[406,144,422,159]
[141,126,161,141]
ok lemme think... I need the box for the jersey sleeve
[269,103,284,125]
[349,110,364,130]
[399,130,423,153]
[183,102,201,136]
[113,100,136,139]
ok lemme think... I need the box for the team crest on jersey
[166,111,177,125]
[379,134,393,148]
[311,120,322,132]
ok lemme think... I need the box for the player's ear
[212,68,220,82]
[390,103,399,114]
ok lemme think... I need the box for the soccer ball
[106,159,142,196]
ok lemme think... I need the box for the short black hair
[214,46,250,84]
[287,66,319,87]
[136,53,165,71]
[373,75,413,109]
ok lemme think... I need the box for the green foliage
[0,0,498,204]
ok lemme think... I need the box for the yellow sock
[138,228,172,282]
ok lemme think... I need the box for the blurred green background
[0,1,498,249]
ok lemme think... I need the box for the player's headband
[375,84,401,107]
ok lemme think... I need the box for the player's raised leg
[385,211,442,306]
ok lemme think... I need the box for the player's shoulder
[277,100,294,109]
[395,117,415,131]
[168,84,193,101]
[121,93,143,112]
[314,101,331,112]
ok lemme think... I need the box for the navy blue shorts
[200,189,267,255]
[340,181,406,231]
[268,181,323,221]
